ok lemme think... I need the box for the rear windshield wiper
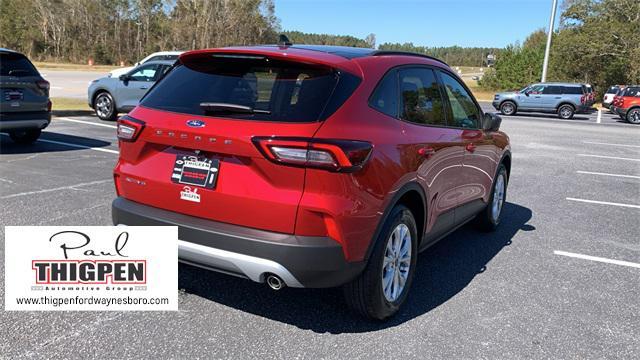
[199,102,271,114]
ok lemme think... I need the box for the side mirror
[524,91,530,97]
[119,74,130,82]
[482,113,502,132]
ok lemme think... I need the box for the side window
[439,72,481,129]
[528,85,544,94]
[369,70,398,118]
[398,68,445,126]
[542,86,562,95]
[146,56,162,63]
[563,86,583,95]
[129,64,158,82]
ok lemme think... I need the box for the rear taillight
[117,115,145,142]
[580,95,586,104]
[36,80,50,91]
[46,100,52,112]
[252,137,372,172]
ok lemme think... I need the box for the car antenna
[278,34,292,47]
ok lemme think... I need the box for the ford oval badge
[186,119,205,128]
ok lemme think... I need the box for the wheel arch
[364,182,427,262]
[500,150,512,179]
[556,102,576,111]
[500,99,517,109]
[91,89,113,109]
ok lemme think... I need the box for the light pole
[541,0,558,82]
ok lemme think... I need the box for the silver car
[88,60,174,120]
[492,82,591,119]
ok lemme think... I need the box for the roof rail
[371,51,449,66]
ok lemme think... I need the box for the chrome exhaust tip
[266,274,285,290]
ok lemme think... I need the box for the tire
[8,129,41,144]
[626,108,640,124]
[557,104,574,119]
[343,205,418,320]
[500,101,516,116]
[94,91,117,121]
[475,164,508,232]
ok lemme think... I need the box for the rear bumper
[0,111,51,131]
[111,197,365,288]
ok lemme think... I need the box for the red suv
[611,86,640,124]
[112,44,511,319]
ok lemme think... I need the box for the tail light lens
[252,137,372,172]
[46,100,52,112]
[580,95,586,104]
[117,115,145,142]
[36,80,50,91]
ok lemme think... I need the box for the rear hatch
[115,51,360,233]
[0,52,49,114]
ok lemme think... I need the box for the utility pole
[541,0,558,82]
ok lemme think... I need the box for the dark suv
[0,48,51,144]
[112,44,511,319]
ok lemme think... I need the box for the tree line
[378,43,501,67]
[480,0,639,92]
[0,0,279,64]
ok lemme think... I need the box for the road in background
[0,112,638,358]
[40,69,112,99]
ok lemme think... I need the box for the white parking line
[0,179,112,199]
[37,138,119,154]
[576,171,640,179]
[583,141,640,148]
[566,197,640,209]
[554,250,640,269]
[597,109,601,123]
[55,117,117,129]
[577,154,640,162]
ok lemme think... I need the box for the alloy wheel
[628,109,640,124]
[559,106,573,119]
[492,173,505,221]
[95,94,112,118]
[382,223,412,302]
[501,102,514,115]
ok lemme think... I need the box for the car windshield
[606,86,619,94]
[0,52,39,77]
[140,55,359,122]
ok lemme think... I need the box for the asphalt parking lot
[1,106,638,358]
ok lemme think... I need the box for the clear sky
[274,0,561,48]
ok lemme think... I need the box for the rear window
[0,52,39,77]
[563,86,583,95]
[140,55,360,122]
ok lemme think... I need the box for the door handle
[418,146,435,158]
[465,143,477,153]
[140,86,149,90]
[534,96,541,98]
[555,97,561,99]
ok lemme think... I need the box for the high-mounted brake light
[117,115,145,142]
[252,137,372,172]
